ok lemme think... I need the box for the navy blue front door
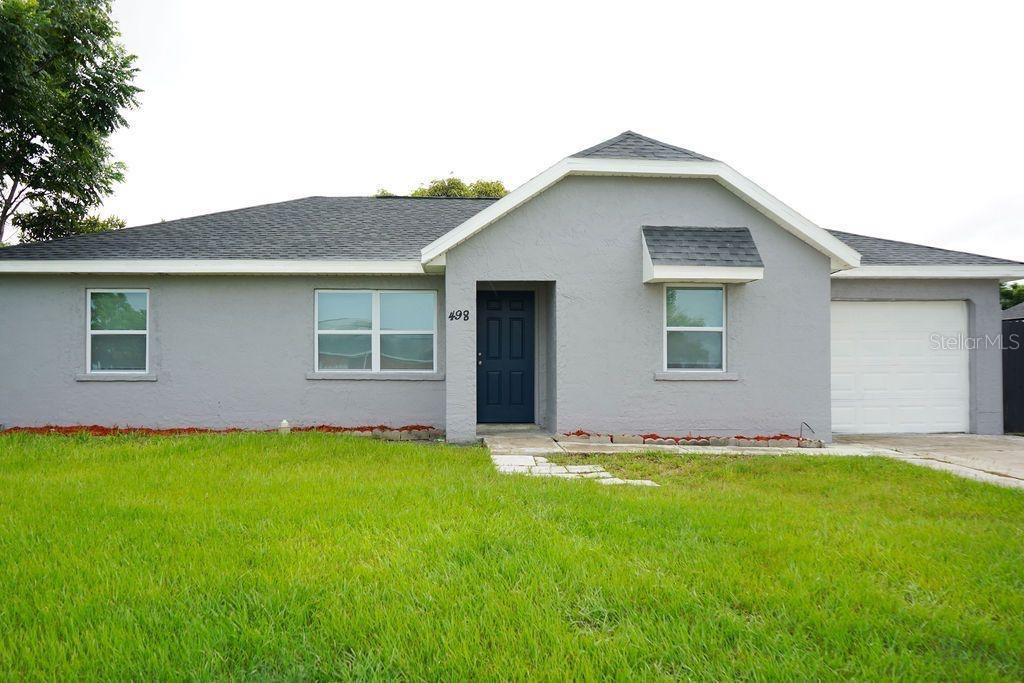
[477,291,535,423]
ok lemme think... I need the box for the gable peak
[571,130,713,161]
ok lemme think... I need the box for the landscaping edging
[0,424,445,441]
[323,426,445,441]
[556,430,824,449]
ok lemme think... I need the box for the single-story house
[2,131,1023,442]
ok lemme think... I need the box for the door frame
[476,289,537,424]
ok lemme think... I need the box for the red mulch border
[566,429,806,444]
[1,424,438,437]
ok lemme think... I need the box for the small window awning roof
[642,226,764,283]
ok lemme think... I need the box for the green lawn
[1,433,1022,680]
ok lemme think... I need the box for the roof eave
[0,259,427,275]
[640,226,764,283]
[421,157,861,271]
[832,265,1024,283]
[643,264,765,284]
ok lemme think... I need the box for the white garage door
[831,301,969,434]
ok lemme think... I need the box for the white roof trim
[0,259,425,275]
[644,265,764,284]
[420,156,862,271]
[832,265,1024,283]
[642,236,762,283]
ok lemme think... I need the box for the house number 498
[448,309,470,321]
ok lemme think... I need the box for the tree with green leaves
[0,0,140,244]
[1002,282,1024,310]
[376,177,508,198]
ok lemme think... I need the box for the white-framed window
[664,285,725,371]
[315,290,436,372]
[87,289,149,373]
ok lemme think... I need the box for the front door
[477,291,535,423]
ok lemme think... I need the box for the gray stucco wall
[444,175,834,442]
[0,274,445,429]
[830,278,1004,434]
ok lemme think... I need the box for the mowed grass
[1,434,1022,680]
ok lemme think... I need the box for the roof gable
[422,136,862,270]
[572,131,713,161]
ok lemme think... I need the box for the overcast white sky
[104,0,1023,262]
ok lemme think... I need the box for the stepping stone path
[485,435,659,487]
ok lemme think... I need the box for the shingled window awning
[641,226,764,283]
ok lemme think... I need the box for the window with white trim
[87,289,149,373]
[315,290,436,372]
[664,285,725,371]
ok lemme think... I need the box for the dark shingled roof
[1004,302,1024,320]
[0,188,1018,268]
[572,131,713,161]
[642,226,763,267]
[827,230,1023,266]
[0,196,498,260]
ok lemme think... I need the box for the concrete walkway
[485,434,658,486]
[484,432,898,487]
[485,432,1024,490]
[837,434,1024,490]
[486,433,898,457]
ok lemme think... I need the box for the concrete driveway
[835,434,1024,489]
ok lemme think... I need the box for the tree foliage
[376,177,508,199]
[1002,282,1024,310]
[0,0,140,243]
[411,177,507,198]
[16,207,125,242]
[411,177,472,197]
[463,179,507,198]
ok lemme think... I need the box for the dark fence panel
[1004,319,1024,433]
